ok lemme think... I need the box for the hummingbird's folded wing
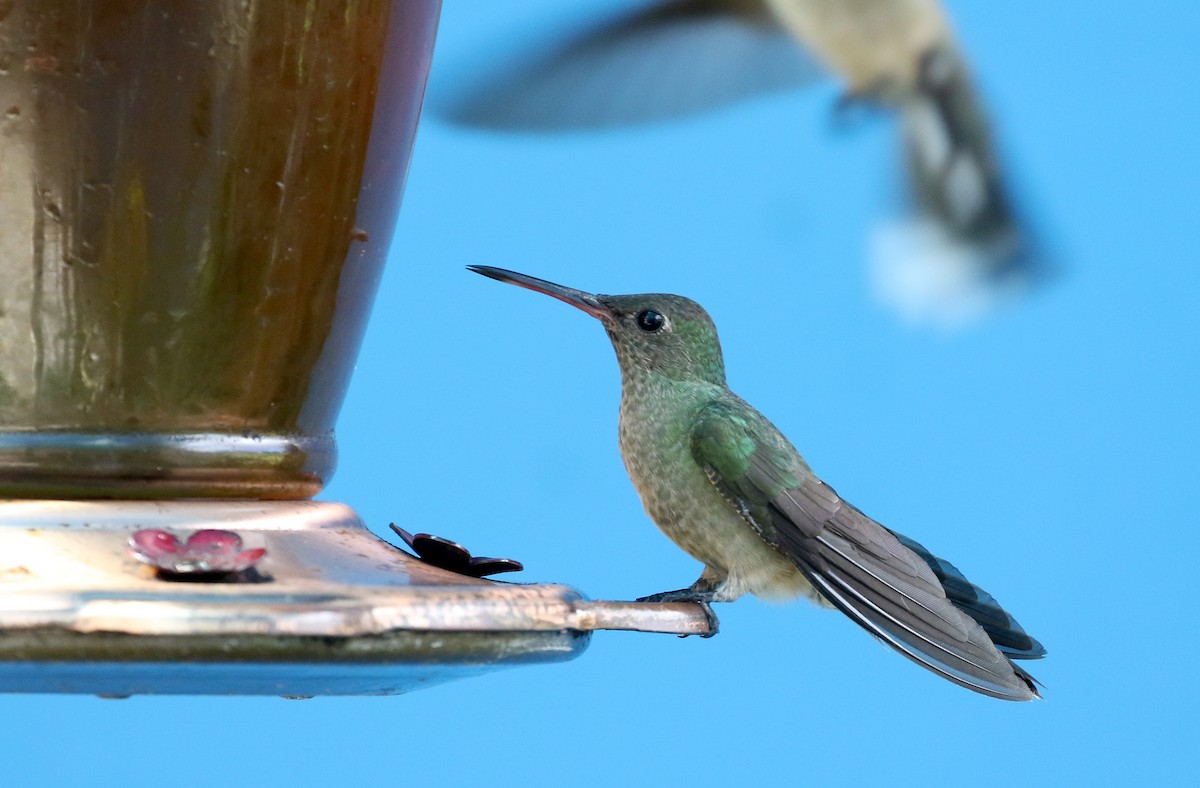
[691,399,1040,700]
[432,0,821,130]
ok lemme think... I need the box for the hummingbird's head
[469,266,726,385]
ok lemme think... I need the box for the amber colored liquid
[0,0,441,497]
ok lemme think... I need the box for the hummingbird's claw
[636,588,720,638]
[830,77,896,130]
[831,90,879,130]
[692,600,720,638]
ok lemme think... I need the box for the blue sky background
[4,1,1199,785]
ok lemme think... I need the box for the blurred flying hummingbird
[470,265,1045,700]
[442,1,1045,321]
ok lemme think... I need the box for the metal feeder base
[0,501,710,696]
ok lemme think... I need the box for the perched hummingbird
[470,265,1045,700]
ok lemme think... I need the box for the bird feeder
[0,0,708,697]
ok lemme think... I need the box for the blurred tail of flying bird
[771,0,1039,322]
[436,1,1046,323]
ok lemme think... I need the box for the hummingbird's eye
[635,310,665,333]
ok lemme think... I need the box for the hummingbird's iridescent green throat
[469,265,1045,701]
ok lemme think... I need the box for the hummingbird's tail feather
[867,214,1035,328]
[786,518,1039,701]
[1011,662,1044,700]
[889,531,1046,660]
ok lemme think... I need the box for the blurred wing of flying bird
[433,0,823,130]
[435,0,1047,324]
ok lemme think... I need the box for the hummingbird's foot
[636,588,721,638]
[830,78,897,130]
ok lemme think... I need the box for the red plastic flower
[129,529,266,576]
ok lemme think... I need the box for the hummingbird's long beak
[468,266,612,321]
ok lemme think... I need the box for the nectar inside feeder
[0,0,711,698]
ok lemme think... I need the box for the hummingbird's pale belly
[618,395,819,605]
[765,0,949,92]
